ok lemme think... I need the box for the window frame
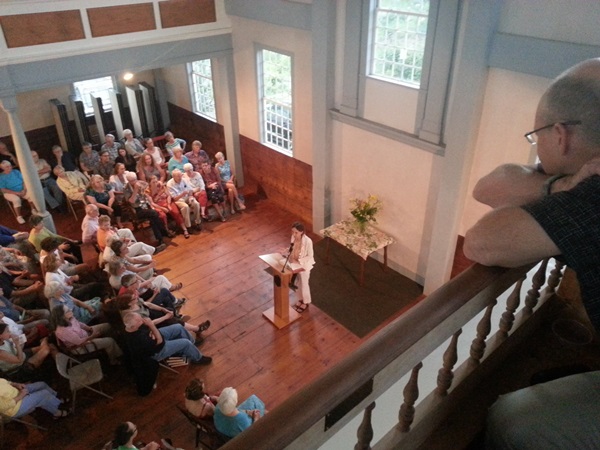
[188,58,217,121]
[72,76,115,116]
[256,46,294,157]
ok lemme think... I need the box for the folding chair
[176,405,229,450]
[55,353,112,413]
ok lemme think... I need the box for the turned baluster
[398,362,423,432]
[523,259,548,316]
[469,299,497,363]
[354,402,376,450]
[498,277,525,338]
[544,259,565,295]
[435,329,462,396]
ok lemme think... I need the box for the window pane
[189,59,216,120]
[370,0,429,87]
[259,49,293,155]
[73,76,114,116]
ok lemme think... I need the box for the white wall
[363,78,418,133]
[230,16,313,165]
[160,64,192,112]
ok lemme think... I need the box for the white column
[0,96,56,232]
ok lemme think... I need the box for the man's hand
[473,164,548,208]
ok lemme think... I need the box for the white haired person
[0,160,35,224]
[215,151,246,215]
[54,165,90,202]
[214,387,266,439]
[166,169,201,231]
[164,131,186,157]
[122,129,144,157]
[182,163,209,221]
[100,133,121,161]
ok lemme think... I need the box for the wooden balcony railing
[220,258,564,450]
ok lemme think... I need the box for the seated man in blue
[464,58,600,449]
[214,386,266,438]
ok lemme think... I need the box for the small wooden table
[320,220,395,286]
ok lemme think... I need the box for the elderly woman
[39,236,89,278]
[0,323,55,382]
[51,305,122,364]
[44,280,101,325]
[185,140,210,172]
[214,387,266,439]
[54,165,89,202]
[0,160,35,225]
[200,162,226,222]
[147,176,188,238]
[31,150,64,212]
[137,153,166,183]
[167,147,189,175]
[182,163,209,221]
[115,147,137,173]
[143,137,167,169]
[86,174,122,226]
[101,133,121,161]
[122,129,144,157]
[164,131,187,157]
[97,216,155,257]
[215,151,245,215]
[185,378,219,419]
[78,141,100,176]
[0,378,68,419]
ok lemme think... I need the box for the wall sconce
[123,72,134,81]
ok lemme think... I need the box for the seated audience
[0,323,54,382]
[108,240,156,280]
[200,162,226,222]
[82,204,140,252]
[31,151,64,213]
[97,150,116,181]
[44,280,101,326]
[0,378,69,419]
[0,288,49,335]
[166,147,188,175]
[147,176,189,238]
[122,129,144,157]
[125,175,171,247]
[0,265,45,310]
[185,140,210,172]
[86,175,123,228]
[50,305,122,365]
[214,387,266,439]
[166,169,201,232]
[215,152,246,215]
[115,147,137,173]
[97,216,155,257]
[50,145,77,172]
[101,134,121,161]
[79,141,100,176]
[28,215,82,261]
[122,312,212,364]
[0,311,45,349]
[119,273,185,312]
[0,160,35,224]
[43,254,106,305]
[0,225,28,248]
[164,131,186,157]
[109,421,182,450]
[142,138,167,170]
[185,378,218,419]
[54,165,90,202]
[137,153,166,183]
[182,163,209,221]
[39,236,89,277]
[0,142,18,168]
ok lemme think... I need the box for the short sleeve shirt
[522,175,600,332]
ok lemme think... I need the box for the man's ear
[555,122,573,156]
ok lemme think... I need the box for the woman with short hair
[214,387,266,438]
[215,151,246,215]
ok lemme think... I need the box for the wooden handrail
[221,263,534,449]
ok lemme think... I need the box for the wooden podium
[259,253,301,329]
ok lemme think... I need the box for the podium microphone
[282,242,294,272]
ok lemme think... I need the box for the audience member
[54,165,90,202]
[0,224,29,248]
[122,129,144,157]
[164,131,186,157]
[79,141,100,176]
[462,58,600,449]
[0,160,35,224]
[137,153,166,183]
[214,387,266,439]
[50,145,77,172]
[119,274,185,313]
[86,174,122,227]
[184,378,218,419]
[97,216,155,256]
[50,305,122,365]
[39,236,88,277]
[44,280,101,325]
[31,151,64,212]
[115,147,137,173]
[147,176,189,238]
[166,147,188,175]
[0,378,69,419]
[142,138,167,170]
[182,163,209,221]
[101,134,121,161]
[109,421,182,450]
[185,140,210,172]
[215,151,245,215]
[28,215,82,260]
[0,288,49,335]
[166,169,201,232]
[200,162,226,222]
[0,323,54,382]
[97,150,116,181]
[43,253,106,304]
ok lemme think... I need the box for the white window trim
[72,75,116,117]
[188,59,217,122]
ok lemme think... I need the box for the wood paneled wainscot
[240,134,312,229]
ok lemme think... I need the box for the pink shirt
[55,317,90,348]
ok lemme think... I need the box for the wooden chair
[176,405,229,450]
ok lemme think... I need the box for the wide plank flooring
[3,196,369,449]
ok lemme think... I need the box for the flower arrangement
[350,194,382,230]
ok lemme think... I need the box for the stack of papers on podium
[275,253,303,272]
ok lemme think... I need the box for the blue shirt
[0,170,24,192]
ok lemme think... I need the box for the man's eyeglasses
[524,120,581,145]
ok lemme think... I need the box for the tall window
[258,49,293,155]
[73,76,115,115]
[190,59,216,120]
[370,0,430,87]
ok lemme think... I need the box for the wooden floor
[2,195,378,449]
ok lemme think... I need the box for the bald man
[464,59,600,448]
